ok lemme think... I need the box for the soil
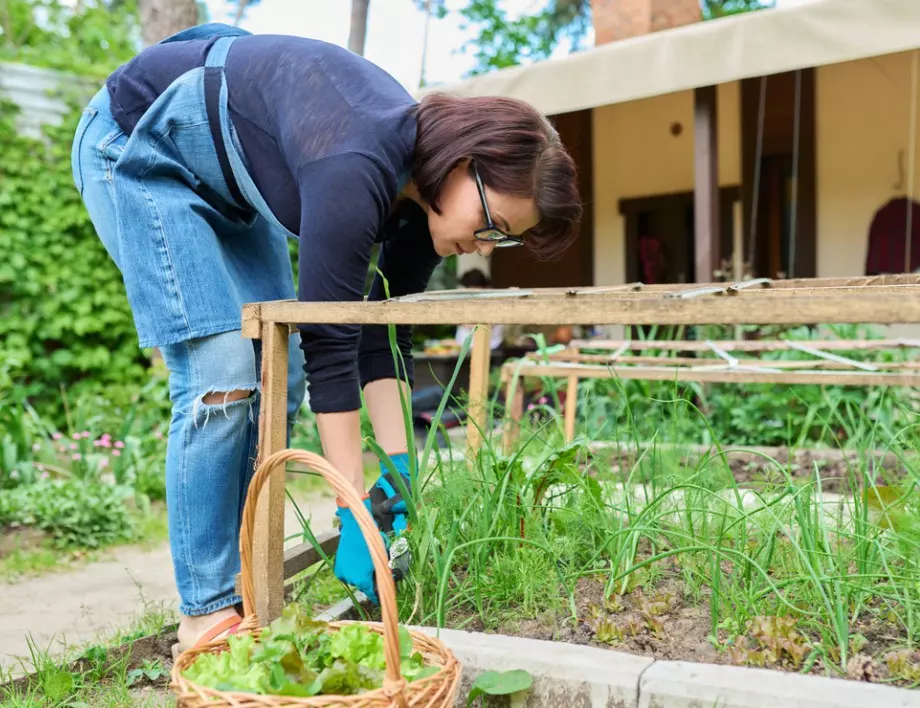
[0,525,47,558]
[590,443,914,495]
[455,567,918,688]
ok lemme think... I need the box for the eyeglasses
[472,162,524,248]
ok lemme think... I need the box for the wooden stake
[502,373,524,454]
[466,325,492,463]
[252,322,289,625]
[564,375,578,442]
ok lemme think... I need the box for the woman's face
[427,160,540,259]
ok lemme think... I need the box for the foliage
[0,0,140,78]
[0,478,136,549]
[458,0,775,77]
[467,669,533,706]
[0,97,157,418]
[182,604,437,697]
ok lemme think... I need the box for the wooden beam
[251,323,289,625]
[253,293,920,327]
[694,85,720,284]
[235,530,340,597]
[567,338,920,353]
[508,362,920,388]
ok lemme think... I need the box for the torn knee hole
[201,389,254,406]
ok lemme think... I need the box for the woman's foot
[174,607,242,658]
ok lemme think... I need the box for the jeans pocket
[70,106,98,195]
[98,128,127,182]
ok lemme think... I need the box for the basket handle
[239,448,406,697]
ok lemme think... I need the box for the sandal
[171,614,242,662]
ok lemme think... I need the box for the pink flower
[101,433,112,441]
[72,434,81,441]
[153,430,164,440]
[41,471,50,480]
[93,440,102,447]
[99,457,109,468]
[81,431,91,439]
[69,443,78,450]
[112,450,121,457]
[52,432,63,441]
[100,439,112,449]
[72,453,82,461]
[527,404,536,411]
[114,441,125,449]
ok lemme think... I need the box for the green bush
[0,479,136,549]
[0,98,155,416]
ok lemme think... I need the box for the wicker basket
[170,448,461,707]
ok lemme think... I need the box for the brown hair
[411,93,583,261]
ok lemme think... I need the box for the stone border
[410,627,920,708]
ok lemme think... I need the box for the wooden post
[694,85,720,284]
[563,375,578,442]
[252,323,289,625]
[466,325,492,462]
[501,369,524,454]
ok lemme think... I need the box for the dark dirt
[0,526,46,558]
[453,569,920,688]
[590,444,915,495]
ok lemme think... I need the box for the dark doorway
[620,187,740,338]
[741,69,816,279]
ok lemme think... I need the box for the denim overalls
[71,26,306,616]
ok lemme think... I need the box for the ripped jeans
[160,331,306,616]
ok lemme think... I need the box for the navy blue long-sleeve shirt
[104,33,442,413]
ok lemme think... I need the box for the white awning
[414,0,920,116]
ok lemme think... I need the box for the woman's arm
[315,378,410,498]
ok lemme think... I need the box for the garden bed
[588,442,916,495]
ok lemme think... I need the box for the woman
[71,22,581,656]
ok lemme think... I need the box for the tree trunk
[419,0,432,87]
[347,0,371,56]
[233,0,250,27]
[138,0,199,46]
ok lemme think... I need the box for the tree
[415,0,448,87]
[348,0,370,56]
[459,0,774,77]
[138,0,198,45]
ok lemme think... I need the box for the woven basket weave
[169,448,461,707]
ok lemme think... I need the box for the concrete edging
[410,626,920,708]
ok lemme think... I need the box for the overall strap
[205,35,237,69]
[204,36,247,210]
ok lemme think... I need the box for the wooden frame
[500,337,920,450]
[239,273,920,623]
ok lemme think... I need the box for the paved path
[0,492,337,675]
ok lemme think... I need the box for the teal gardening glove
[368,452,412,536]
[333,498,386,605]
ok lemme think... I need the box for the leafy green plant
[0,478,136,548]
[466,669,533,706]
[182,605,437,697]
[0,95,156,418]
[0,0,140,79]
[126,659,167,687]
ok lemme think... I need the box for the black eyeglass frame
[471,161,524,248]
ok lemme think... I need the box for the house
[416,0,920,308]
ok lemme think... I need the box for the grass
[331,330,920,686]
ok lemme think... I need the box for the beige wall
[816,50,920,278]
[592,82,741,286]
